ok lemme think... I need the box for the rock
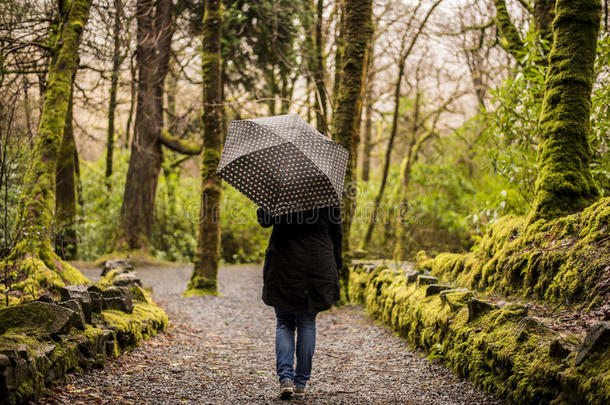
[574,321,610,366]
[416,275,438,287]
[101,258,134,276]
[89,291,103,313]
[0,301,78,336]
[58,299,86,330]
[519,316,549,333]
[549,339,571,359]
[59,285,93,323]
[100,287,134,313]
[0,354,10,368]
[35,293,54,303]
[467,297,496,322]
[440,289,473,310]
[405,271,420,284]
[112,272,142,287]
[425,284,452,297]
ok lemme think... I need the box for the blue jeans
[274,308,317,388]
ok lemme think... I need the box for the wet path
[39,264,502,405]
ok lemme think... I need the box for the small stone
[549,339,571,359]
[59,285,93,323]
[416,275,438,287]
[36,293,54,303]
[58,299,86,330]
[405,271,420,284]
[89,291,103,313]
[467,297,496,322]
[0,301,77,336]
[574,321,610,366]
[440,289,473,310]
[101,258,134,276]
[425,284,452,297]
[112,272,142,287]
[100,287,134,313]
[0,354,10,368]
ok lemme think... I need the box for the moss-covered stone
[348,264,609,405]
[418,198,610,310]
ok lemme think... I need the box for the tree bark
[54,80,77,260]
[185,0,223,296]
[530,0,601,221]
[331,0,345,117]
[331,0,373,300]
[8,0,92,283]
[105,0,123,183]
[534,0,555,43]
[313,0,328,134]
[114,0,173,251]
[494,0,525,59]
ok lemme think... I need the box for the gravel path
[39,264,503,405]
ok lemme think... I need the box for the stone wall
[0,266,168,404]
[348,262,609,405]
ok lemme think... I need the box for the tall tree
[530,0,601,220]
[54,79,78,260]
[184,0,223,296]
[7,0,92,283]
[331,0,373,299]
[114,0,173,251]
[313,0,328,133]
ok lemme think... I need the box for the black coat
[257,205,343,314]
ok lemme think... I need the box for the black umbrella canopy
[217,114,349,216]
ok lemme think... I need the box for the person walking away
[257,205,342,400]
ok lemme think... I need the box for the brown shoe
[280,380,294,399]
[294,386,305,400]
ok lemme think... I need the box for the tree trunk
[313,0,328,134]
[331,0,373,300]
[114,0,173,251]
[105,0,123,183]
[8,0,92,284]
[530,0,601,221]
[331,0,345,117]
[124,52,136,148]
[534,0,555,43]
[360,96,373,182]
[494,0,525,59]
[54,81,77,260]
[185,0,223,296]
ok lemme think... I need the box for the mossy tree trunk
[184,0,223,296]
[494,0,525,59]
[54,79,77,260]
[114,0,173,252]
[534,0,555,43]
[7,0,92,284]
[530,0,601,221]
[331,0,373,300]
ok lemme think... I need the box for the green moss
[530,0,601,220]
[418,198,610,309]
[348,264,607,405]
[183,275,220,297]
[101,301,168,349]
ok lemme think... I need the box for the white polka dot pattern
[217,114,349,216]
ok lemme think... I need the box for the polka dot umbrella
[217,114,349,217]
